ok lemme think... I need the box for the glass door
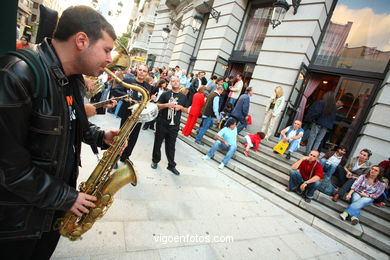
[276,63,310,135]
[329,77,379,149]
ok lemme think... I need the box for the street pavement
[52,113,365,260]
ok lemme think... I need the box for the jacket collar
[38,38,69,87]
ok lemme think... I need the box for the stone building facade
[147,0,390,163]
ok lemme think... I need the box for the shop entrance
[228,62,255,94]
[277,64,380,153]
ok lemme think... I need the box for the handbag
[247,114,252,125]
[273,141,289,155]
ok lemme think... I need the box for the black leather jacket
[0,38,107,240]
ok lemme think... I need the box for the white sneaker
[339,211,348,221]
[218,163,225,169]
[202,155,210,160]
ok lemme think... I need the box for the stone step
[178,117,390,255]
[179,132,390,256]
[182,125,390,237]
[180,115,390,222]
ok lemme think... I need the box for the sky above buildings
[332,1,390,51]
[59,0,134,36]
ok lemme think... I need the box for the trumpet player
[0,6,121,259]
[151,76,187,175]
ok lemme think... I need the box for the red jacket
[248,133,262,152]
[190,92,205,117]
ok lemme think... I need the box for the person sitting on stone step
[287,150,323,203]
[332,149,372,202]
[202,118,238,170]
[277,120,304,160]
[320,145,348,179]
[339,165,385,225]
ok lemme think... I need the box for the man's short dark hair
[336,145,347,152]
[226,118,236,127]
[54,5,116,44]
[245,87,253,93]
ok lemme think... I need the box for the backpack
[7,48,48,98]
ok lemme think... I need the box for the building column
[148,4,176,68]
[168,8,200,72]
[193,0,247,78]
[248,0,334,132]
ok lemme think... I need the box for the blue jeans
[195,116,214,142]
[289,170,321,199]
[278,136,300,152]
[345,192,373,217]
[228,97,236,106]
[306,123,327,155]
[319,159,338,179]
[207,140,237,165]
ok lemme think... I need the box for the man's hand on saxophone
[70,193,97,217]
[103,129,120,145]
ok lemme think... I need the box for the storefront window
[234,1,272,58]
[314,0,390,73]
[212,56,229,78]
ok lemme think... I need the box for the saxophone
[58,67,147,240]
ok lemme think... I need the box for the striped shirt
[351,175,386,199]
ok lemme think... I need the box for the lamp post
[161,25,171,67]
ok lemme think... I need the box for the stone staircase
[177,114,390,259]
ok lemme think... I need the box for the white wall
[192,0,247,78]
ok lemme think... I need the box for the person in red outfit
[16,36,31,49]
[182,86,207,136]
[243,132,266,156]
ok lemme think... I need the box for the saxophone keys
[90,208,103,218]
[101,194,112,204]
[83,222,93,232]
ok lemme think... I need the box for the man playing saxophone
[151,76,187,175]
[0,6,121,259]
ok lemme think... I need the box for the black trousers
[0,212,62,260]
[333,165,355,196]
[152,122,178,168]
[120,119,142,160]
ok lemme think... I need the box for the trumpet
[167,92,177,125]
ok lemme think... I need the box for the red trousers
[182,114,198,136]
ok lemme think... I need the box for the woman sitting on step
[339,165,385,225]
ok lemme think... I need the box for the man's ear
[75,32,89,50]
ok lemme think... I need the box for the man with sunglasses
[287,150,324,203]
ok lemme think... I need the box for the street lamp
[161,25,171,66]
[270,0,289,29]
[270,0,301,29]
[191,14,204,33]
